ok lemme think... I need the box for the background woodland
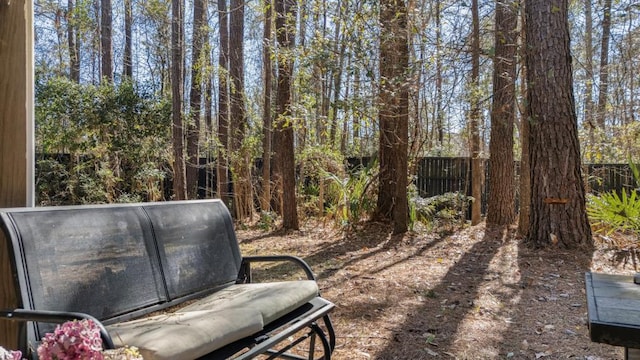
[32,0,640,246]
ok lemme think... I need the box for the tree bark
[204,32,213,197]
[123,0,132,78]
[470,0,483,225]
[328,0,344,147]
[517,2,531,237]
[100,0,113,81]
[55,8,65,74]
[217,0,230,206]
[229,0,252,219]
[68,0,80,82]
[525,0,592,249]
[377,0,409,234]
[583,0,594,129]
[275,0,298,230]
[261,0,273,212]
[596,0,612,130]
[204,35,213,132]
[434,0,444,147]
[583,0,596,160]
[486,0,517,225]
[186,0,206,198]
[171,0,186,200]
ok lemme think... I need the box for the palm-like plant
[587,160,640,240]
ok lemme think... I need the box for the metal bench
[585,272,640,360]
[0,199,335,360]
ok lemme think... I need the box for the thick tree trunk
[171,0,186,199]
[100,0,113,81]
[217,0,230,206]
[377,0,409,234]
[261,0,273,212]
[275,0,298,230]
[186,0,206,198]
[525,0,592,249]
[486,0,517,225]
[470,0,483,225]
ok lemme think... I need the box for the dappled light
[239,221,629,359]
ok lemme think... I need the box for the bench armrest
[0,308,115,349]
[238,255,316,283]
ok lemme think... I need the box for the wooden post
[627,348,640,360]
[0,0,34,349]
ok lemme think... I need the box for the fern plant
[588,191,640,236]
[587,160,640,239]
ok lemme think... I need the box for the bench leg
[627,348,640,360]
[321,315,336,352]
[262,323,331,360]
[310,322,331,360]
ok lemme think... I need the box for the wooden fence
[412,158,637,198]
[201,157,637,201]
[347,157,638,215]
[36,155,638,210]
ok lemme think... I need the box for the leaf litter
[238,220,633,359]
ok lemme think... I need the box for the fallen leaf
[425,348,439,356]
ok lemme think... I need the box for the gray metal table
[585,272,640,360]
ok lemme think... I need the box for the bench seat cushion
[181,280,320,325]
[107,308,263,360]
[106,281,319,360]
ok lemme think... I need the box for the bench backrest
[0,199,241,342]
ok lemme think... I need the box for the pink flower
[0,346,23,360]
[37,320,104,360]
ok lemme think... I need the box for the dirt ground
[237,219,638,360]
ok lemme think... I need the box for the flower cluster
[37,319,104,360]
[0,347,22,360]
[1,319,142,360]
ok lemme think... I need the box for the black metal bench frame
[0,200,335,360]
[585,271,640,360]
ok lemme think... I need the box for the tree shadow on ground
[494,237,617,359]
[239,220,624,359]
[244,221,453,284]
[373,224,509,359]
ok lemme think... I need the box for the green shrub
[588,190,640,237]
[35,76,171,204]
[324,162,377,227]
[257,211,278,231]
[587,160,640,239]
[409,191,472,229]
